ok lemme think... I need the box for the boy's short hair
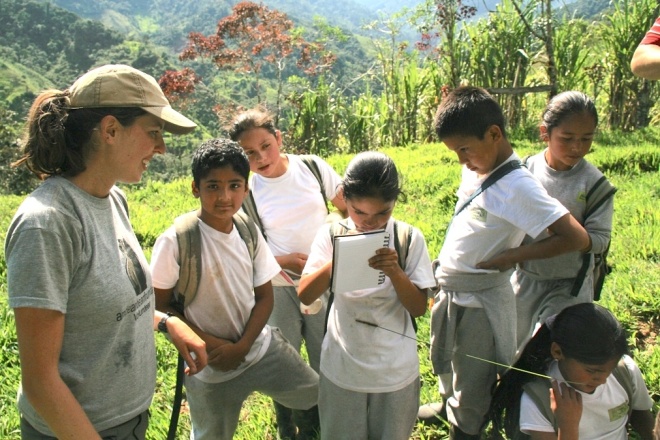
[191,138,250,185]
[433,86,507,140]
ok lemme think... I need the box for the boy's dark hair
[542,90,598,134]
[433,86,506,140]
[191,138,250,186]
[341,151,405,203]
[488,303,628,437]
[228,108,277,142]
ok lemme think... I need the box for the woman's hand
[166,316,208,375]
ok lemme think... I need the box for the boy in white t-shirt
[150,139,319,440]
[419,87,590,439]
[229,108,346,439]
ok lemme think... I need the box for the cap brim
[142,105,197,135]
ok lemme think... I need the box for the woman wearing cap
[5,64,207,439]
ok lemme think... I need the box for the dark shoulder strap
[232,211,259,261]
[241,190,266,240]
[584,176,617,219]
[300,154,329,213]
[173,210,202,312]
[570,175,617,297]
[454,160,523,217]
[393,220,413,271]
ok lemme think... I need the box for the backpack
[570,175,617,300]
[166,209,259,439]
[170,209,259,313]
[241,154,329,239]
[326,220,416,332]
[517,358,634,439]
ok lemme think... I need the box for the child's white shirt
[303,217,436,393]
[439,154,568,276]
[520,356,653,439]
[150,218,281,383]
[248,154,342,258]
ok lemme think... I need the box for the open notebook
[331,229,390,294]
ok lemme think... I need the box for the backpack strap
[241,190,267,240]
[232,210,259,261]
[453,160,523,218]
[570,176,617,297]
[522,378,558,432]
[611,357,635,415]
[173,210,202,313]
[299,154,329,213]
[521,357,633,436]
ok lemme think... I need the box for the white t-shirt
[151,218,281,383]
[520,356,653,439]
[439,155,568,275]
[303,217,436,393]
[248,154,342,257]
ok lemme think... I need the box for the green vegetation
[1,129,659,438]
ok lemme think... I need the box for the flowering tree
[167,1,335,124]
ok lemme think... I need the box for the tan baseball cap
[68,64,197,135]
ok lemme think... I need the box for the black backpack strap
[570,176,617,297]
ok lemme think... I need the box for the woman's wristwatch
[158,312,175,333]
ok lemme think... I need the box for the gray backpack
[170,209,259,313]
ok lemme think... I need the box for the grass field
[1,132,659,439]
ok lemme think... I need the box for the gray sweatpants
[318,372,420,440]
[269,285,326,372]
[438,306,496,435]
[513,270,593,350]
[185,328,319,440]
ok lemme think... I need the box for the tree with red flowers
[167,1,335,123]
[158,67,201,106]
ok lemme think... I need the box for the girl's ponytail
[487,322,554,438]
[17,90,72,178]
[16,90,146,179]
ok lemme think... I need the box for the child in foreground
[420,86,589,439]
[298,151,436,439]
[150,139,319,439]
[488,302,654,439]
[514,91,615,349]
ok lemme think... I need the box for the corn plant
[600,0,660,130]
[463,0,535,127]
[552,17,592,92]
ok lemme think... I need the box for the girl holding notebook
[298,151,435,440]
